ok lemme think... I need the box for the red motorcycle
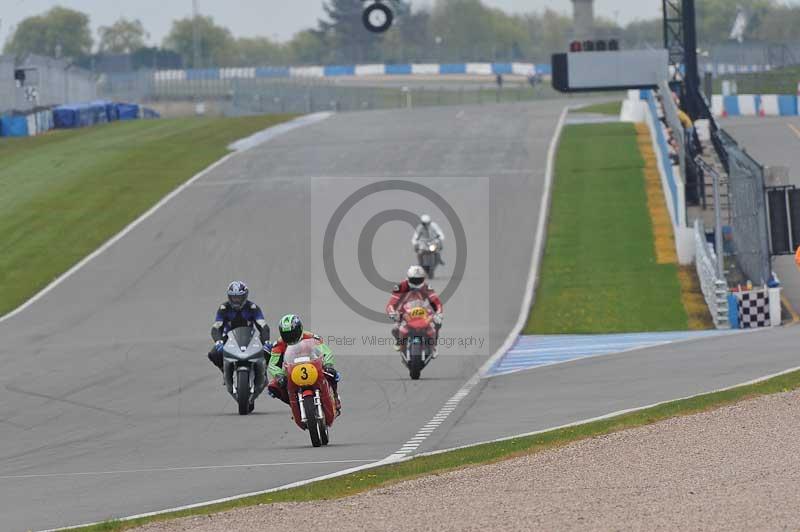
[283,339,337,447]
[397,294,437,380]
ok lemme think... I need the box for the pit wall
[622,90,694,265]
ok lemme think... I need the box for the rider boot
[391,325,403,352]
[267,376,291,405]
[324,366,342,416]
[207,349,224,372]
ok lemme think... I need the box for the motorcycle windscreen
[283,338,324,365]
[229,326,254,347]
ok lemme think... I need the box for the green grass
[573,101,622,115]
[71,366,800,532]
[525,123,688,334]
[0,114,296,316]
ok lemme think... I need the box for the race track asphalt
[0,102,562,531]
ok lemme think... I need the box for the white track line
[384,106,571,462]
[0,112,332,326]
[47,107,796,532]
[0,459,375,480]
[47,107,570,532]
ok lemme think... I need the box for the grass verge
[72,365,800,532]
[525,122,690,334]
[573,101,622,115]
[0,114,296,316]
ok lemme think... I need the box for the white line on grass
[0,112,331,326]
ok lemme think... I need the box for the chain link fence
[96,70,566,115]
[0,55,97,114]
[717,129,771,285]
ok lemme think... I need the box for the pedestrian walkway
[486,331,733,377]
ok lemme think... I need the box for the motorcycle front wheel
[237,370,251,416]
[303,394,323,447]
[409,341,424,380]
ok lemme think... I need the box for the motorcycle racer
[208,281,271,373]
[267,314,342,413]
[412,214,445,266]
[386,265,444,355]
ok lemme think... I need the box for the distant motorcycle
[396,293,439,380]
[222,326,267,415]
[417,238,442,279]
[284,338,338,447]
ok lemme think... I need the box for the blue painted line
[486,331,733,377]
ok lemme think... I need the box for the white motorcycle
[222,326,267,415]
[417,238,442,279]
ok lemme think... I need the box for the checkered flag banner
[736,290,770,329]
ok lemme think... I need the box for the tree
[318,0,390,63]
[235,37,287,66]
[98,18,148,54]
[164,16,236,68]
[4,7,92,60]
[287,30,329,64]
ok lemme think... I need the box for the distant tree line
[4,0,800,69]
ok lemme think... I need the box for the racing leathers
[386,280,444,351]
[266,332,340,410]
[208,301,270,371]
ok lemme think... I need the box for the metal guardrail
[716,129,771,285]
[694,219,730,328]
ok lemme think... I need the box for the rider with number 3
[267,314,342,414]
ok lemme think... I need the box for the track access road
[0,102,562,531]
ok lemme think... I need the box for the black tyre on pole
[304,395,322,447]
[237,370,251,416]
[363,3,393,33]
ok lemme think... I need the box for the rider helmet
[226,281,249,310]
[407,265,426,290]
[420,214,431,226]
[279,314,304,345]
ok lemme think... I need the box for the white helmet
[407,265,426,290]
[420,214,431,225]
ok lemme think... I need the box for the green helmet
[279,314,303,345]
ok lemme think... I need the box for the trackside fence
[694,219,730,328]
[716,129,771,285]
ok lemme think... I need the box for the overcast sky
[0,1,664,46]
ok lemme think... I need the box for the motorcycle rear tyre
[304,395,323,447]
[237,370,251,416]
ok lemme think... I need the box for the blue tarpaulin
[0,115,30,137]
[115,103,140,120]
[53,104,91,128]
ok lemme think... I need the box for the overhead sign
[552,49,669,93]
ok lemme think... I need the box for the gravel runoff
[134,390,800,532]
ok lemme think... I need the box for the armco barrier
[712,94,800,117]
[151,62,548,83]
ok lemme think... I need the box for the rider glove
[214,340,224,352]
[433,313,443,325]
[262,341,273,354]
